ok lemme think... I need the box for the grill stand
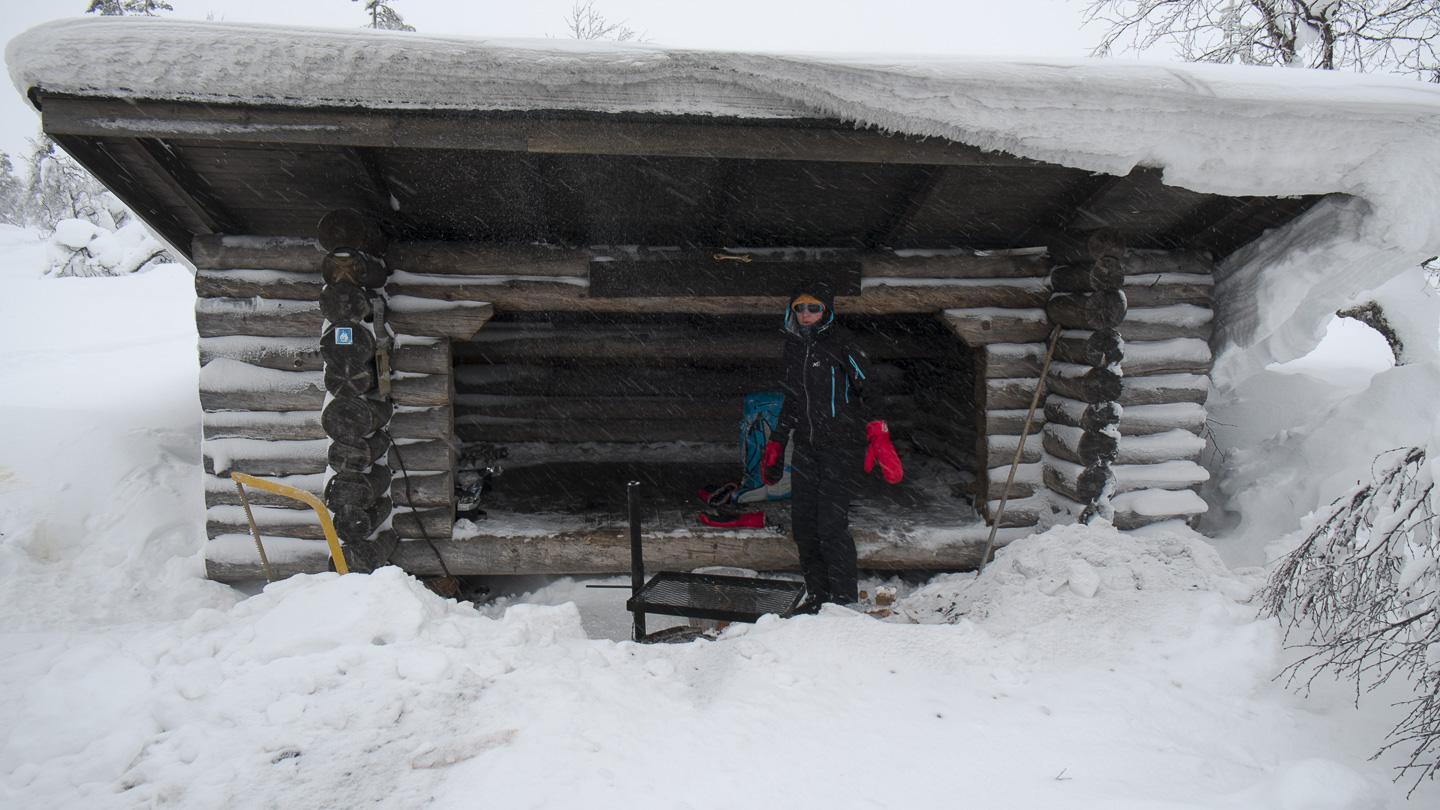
[623,481,806,643]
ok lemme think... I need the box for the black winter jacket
[774,283,881,450]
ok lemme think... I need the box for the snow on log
[199,359,324,412]
[386,295,494,340]
[191,235,322,272]
[1111,488,1208,529]
[1046,397,1205,436]
[1121,273,1213,308]
[1117,429,1207,465]
[985,433,1043,466]
[981,342,1046,379]
[204,472,324,509]
[1121,373,1209,406]
[1043,396,1121,433]
[1122,338,1212,376]
[982,461,1041,500]
[1042,423,1120,467]
[196,268,324,301]
[1044,457,1210,499]
[203,438,329,476]
[202,410,325,441]
[985,407,1049,435]
[940,307,1049,346]
[195,297,322,338]
[199,336,321,372]
[1118,304,1213,341]
[984,377,1043,410]
[205,535,332,581]
[206,504,322,540]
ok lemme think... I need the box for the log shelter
[10,20,1327,581]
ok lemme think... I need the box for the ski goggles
[792,303,825,314]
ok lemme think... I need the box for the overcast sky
[0,0,1123,168]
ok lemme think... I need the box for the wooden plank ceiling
[37,95,1322,261]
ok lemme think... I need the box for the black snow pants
[790,444,860,604]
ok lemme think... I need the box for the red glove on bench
[864,421,903,484]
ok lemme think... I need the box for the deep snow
[1,223,1437,808]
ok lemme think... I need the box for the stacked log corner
[1041,236,1214,530]
[317,209,397,572]
[1043,232,1126,525]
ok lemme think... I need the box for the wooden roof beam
[39,95,1039,168]
[872,165,948,248]
[129,138,245,235]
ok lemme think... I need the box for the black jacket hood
[783,279,837,335]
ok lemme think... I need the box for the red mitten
[864,421,904,484]
[761,440,784,485]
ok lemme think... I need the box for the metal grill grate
[627,572,805,623]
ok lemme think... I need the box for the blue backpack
[735,392,791,502]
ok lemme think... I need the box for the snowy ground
[1,223,1437,809]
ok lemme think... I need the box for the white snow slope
[2,224,1438,808]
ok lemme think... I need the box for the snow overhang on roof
[8,17,1440,385]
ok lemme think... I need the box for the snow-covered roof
[8,17,1440,384]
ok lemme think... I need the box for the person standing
[761,280,904,612]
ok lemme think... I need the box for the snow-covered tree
[24,136,106,231]
[353,0,416,32]
[565,0,639,41]
[0,153,25,226]
[1084,0,1440,80]
[85,0,174,15]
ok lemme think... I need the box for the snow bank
[8,17,1440,379]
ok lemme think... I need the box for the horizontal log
[984,408,1048,436]
[390,470,453,509]
[391,373,451,407]
[455,364,781,399]
[984,434,1043,467]
[388,242,591,276]
[940,308,1050,346]
[981,343,1046,380]
[200,387,323,413]
[203,410,325,441]
[1116,428,1207,465]
[322,395,394,437]
[196,269,324,301]
[1046,363,1123,404]
[386,439,456,476]
[206,505,321,540]
[1054,329,1122,368]
[203,438,329,477]
[387,297,494,340]
[981,462,1041,501]
[327,433,390,473]
[389,406,454,441]
[981,494,1046,529]
[455,417,736,444]
[392,507,455,542]
[196,297,323,338]
[1122,274,1213,308]
[456,395,744,422]
[319,281,374,323]
[390,341,452,375]
[191,234,323,272]
[1123,250,1214,276]
[1121,374,1209,406]
[860,251,1049,279]
[1123,338,1212,376]
[204,473,324,509]
[204,535,334,581]
[1046,290,1127,331]
[1115,402,1207,436]
[199,336,321,371]
[1111,488,1208,529]
[1042,424,1119,467]
[325,466,393,505]
[984,377,1044,411]
[1119,305,1213,342]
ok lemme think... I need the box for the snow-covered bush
[44,191,167,277]
[1260,447,1440,792]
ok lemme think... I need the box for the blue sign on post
[336,327,354,345]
